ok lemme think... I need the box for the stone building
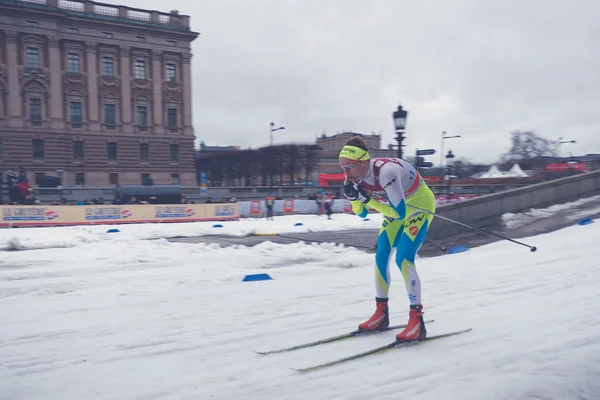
[0,0,199,186]
[316,131,396,174]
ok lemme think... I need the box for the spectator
[18,166,27,183]
[324,193,334,220]
[265,193,275,221]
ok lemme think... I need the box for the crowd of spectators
[2,167,39,205]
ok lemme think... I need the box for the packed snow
[501,194,600,229]
[1,212,599,399]
[0,214,384,252]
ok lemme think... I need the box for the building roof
[2,0,198,36]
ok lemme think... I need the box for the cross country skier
[339,136,436,342]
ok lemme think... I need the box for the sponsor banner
[249,200,262,215]
[0,203,240,227]
[283,199,294,213]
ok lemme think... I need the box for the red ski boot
[395,305,427,342]
[358,297,389,332]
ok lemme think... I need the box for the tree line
[196,144,322,187]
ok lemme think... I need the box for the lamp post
[445,150,455,195]
[556,136,576,158]
[392,105,408,158]
[440,131,460,172]
[269,122,285,147]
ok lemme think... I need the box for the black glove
[356,185,371,204]
[343,180,358,201]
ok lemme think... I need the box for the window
[32,139,44,159]
[25,21,39,28]
[73,141,84,160]
[165,64,176,82]
[167,108,177,130]
[29,98,42,123]
[34,172,45,185]
[135,60,146,79]
[67,27,79,34]
[26,47,40,68]
[171,174,180,185]
[70,102,82,125]
[67,53,80,73]
[103,32,113,38]
[140,143,149,162]
[109,173,119,185]
[104,104,116,126]
[141,173,151,185]
[135,36,146,42]
[102,57,114,76]
[166,40,176,46]
[170,144,179,162]
[75,173,85,185]
[107,142,117,161]
[136,106,147,128]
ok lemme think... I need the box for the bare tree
[501,131,555,162]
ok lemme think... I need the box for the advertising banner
[0,203,240,227]
[283,199,294,213]
[249,200,262,215]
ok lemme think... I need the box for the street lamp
[440,131,460,171]
[445,150,455,195]
[392,105,408,158]
[269,122,285,147]
[556,136,576,158]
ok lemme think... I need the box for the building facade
[316,132,396,174]
[0,0,199,186]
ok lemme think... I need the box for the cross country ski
[292,328,473,372]
[255,320,435,355]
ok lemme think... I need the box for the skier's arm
[344,180,369,218]
[364,198,399,219]
[350,200,369,218]
[378,163,407,220]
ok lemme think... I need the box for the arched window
[22,79,49,126]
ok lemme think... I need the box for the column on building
[119,46,132,132]
[86,42,99,131]
[151,49,164,133]
[5,31,23,127]
[47,36,64,129]
[181,53,193,135]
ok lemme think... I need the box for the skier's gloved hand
[343,180,359,201]
[355,184,371,204]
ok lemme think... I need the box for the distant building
[195,142,240,159]
[316,131,396,174]
[0,0,199,186]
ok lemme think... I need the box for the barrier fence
[0,203,240,227]
[0,196,479,227]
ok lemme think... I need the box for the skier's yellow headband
[339,145,370,161]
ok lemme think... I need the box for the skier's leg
[358,217,404,331]
[394,186,436,341]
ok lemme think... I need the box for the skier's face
[339,158,368,181]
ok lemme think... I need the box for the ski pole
[425,237,447,252]
[409,205,537,252]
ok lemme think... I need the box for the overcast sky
[103,0,600,164]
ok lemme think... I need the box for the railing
[5,0,191,30]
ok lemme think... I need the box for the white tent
[479,165,505,178]
[506,163,529,178]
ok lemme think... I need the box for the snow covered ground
[1,212,600,399]
[0,214,385,252]
[501,194,600,229]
